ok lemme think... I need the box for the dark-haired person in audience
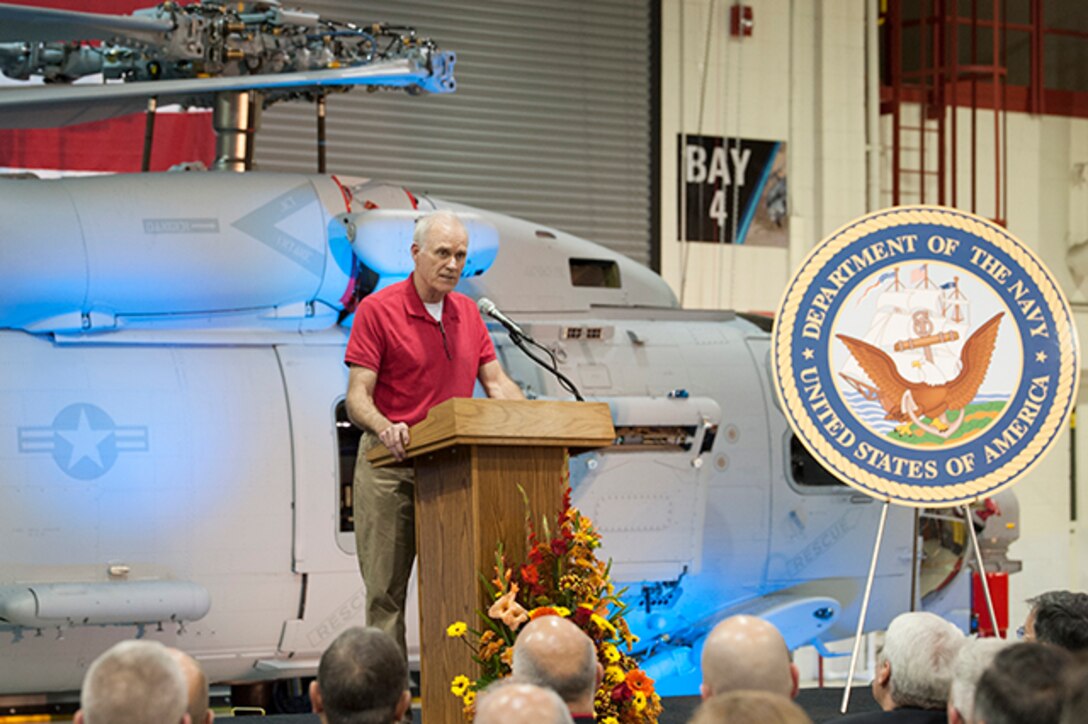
[512,615,602,723]
[700,615,799,700]
[1060,651,1088,724]
[167,648,214,724]
[689,690,812,724]
[309,627,412,724]
[1022,590,1088,652]
[971,641,1072,724]
[74,640,191,724]
[474,680,574,724]
[832,611,964,723]
[947,638,1009,724]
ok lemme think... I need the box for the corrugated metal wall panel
[253,0,653,265]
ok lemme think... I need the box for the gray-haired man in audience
[74,640,191,724]
[308,627,412,724]
[474,680,575,724]
[947,638,1009,724]
[832,611,965,723]
[700,615,799,700]
[512,615,602,723]
[167,648,214,724]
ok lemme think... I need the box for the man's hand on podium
[378,422,411,461]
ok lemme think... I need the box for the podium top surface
[367,398,615,467]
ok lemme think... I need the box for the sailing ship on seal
[840,264,969,396]
[836,263,1005,441]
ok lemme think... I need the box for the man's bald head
[474,681,574,724]
[512,615,599,708]
[75,640,189,724]
[700,615,799,699]
[167,649,212,724]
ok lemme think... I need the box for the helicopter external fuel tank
[0,173,355,332]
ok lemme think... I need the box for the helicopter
[0,0,1016,702]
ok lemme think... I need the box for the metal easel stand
[964,503,1002,639]
[841,500,890,714]
[839,500,1003,714]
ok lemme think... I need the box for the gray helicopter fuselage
[0,172,921,695]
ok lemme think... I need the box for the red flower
[572,605,593,627]
[550,537,569,557]
[520,564,540,585]
[610,682,633,702]
[528,543,548,566]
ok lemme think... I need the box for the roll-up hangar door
[254,0,657,267]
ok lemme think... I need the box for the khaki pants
[353,431,416,660]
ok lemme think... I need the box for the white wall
[660,0,1088,642]
[882,106,1088,629]
[660,0,869,312]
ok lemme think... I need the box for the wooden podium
[368,398,614,724]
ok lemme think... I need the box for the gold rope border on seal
[772,206,1080,508]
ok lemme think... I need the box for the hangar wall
[254,0,655,266]
[935,107,1088,628]
[661,0,1088,638]
[659,0,867,313]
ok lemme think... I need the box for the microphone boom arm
[507,329,585,402]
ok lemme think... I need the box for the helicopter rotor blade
[0,55,454,129]
[0,3,172,43]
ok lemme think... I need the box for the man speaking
[344,209,524,663]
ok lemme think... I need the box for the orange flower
[529,606,559,620]
[491,564,512,593]
[488,583,529,631]
[625,669,653,693]
[480,639,504,660]
[617,617,639,650]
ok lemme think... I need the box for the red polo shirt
[345,275,496,426]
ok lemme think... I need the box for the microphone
[477,297,528,339]
[477,297,585,401]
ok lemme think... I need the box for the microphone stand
[507,330,585,402]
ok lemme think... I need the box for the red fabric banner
[0,0,214,173]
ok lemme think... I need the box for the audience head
[473,680,574,724]
[1060,651,1088,724]
[74,639,190,724]
[309,627,410,724]
[947,637,1010,724]
[1024,590,1088,651]
[972,641,1073,724]
[167,648,213,724]
[690,690,813,724]
[700,615,799,700]
[512,614,601,712]
[872,611,965,711]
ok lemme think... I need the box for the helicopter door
[273,343,355,574]
[273,343,363,659]
[272,343,421,662]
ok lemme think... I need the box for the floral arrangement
[447,483,663,723]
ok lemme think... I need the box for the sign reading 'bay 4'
[772,207,1079,507]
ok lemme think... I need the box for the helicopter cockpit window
[788,434,847,488]
[570,258,621,288]
[335,400,362,535]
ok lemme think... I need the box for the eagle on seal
[836,312,1004,438]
